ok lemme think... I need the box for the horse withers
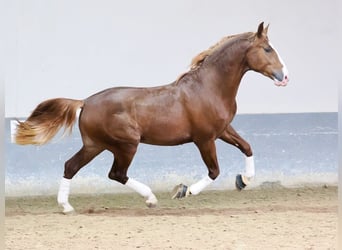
[15,22,289,213]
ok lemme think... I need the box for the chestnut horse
[15,22,289,213]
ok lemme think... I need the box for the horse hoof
[172,184,189,199]
[63,209,76,215]
[235,174,247,191]
[146,202,157,208]
[146,195,158,208]
[62,207,76,215]
[59,202,75,214]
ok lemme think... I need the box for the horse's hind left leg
[58,145,103,213]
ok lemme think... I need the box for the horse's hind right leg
[58,145,103,213]
[107,144,158,208]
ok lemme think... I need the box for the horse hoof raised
[172,184,189,199]
[235,174,247,191]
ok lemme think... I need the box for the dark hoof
[172,184,189,199]
[235,174,247,191]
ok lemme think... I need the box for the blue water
[5,113,338,196]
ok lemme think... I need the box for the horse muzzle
[272,70,289,87]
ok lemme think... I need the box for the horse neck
[202,39,251,100]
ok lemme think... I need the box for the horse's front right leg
[172,140,218,199]
[219,124,255,190]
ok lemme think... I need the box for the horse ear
[264,23,270,35]
[257,22,264,38]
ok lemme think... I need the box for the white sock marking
[126,178,158,206]
[189,175,214,195]
[57,177,74,213]
[270,42,289,80]
[244,156,255,178]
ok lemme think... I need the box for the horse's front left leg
[172,140,218,199]
[219,124,255,190]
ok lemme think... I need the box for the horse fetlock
[125,178,157,208]
[189,176,214,195]
[245,156,255,177]
[57,177,74,213]
[57,192,74,214]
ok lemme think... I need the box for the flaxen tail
[15,98,84,145]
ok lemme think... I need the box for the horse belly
[141,132,191,146]
[139,114,191,146]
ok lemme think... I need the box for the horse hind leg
[108,145,158,208]
[58,145,103,214]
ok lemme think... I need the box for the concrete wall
[4,0,339,116]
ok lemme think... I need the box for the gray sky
[4,0,339,117]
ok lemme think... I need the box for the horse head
[246,22,289,86]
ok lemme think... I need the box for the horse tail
[15,98,84,145]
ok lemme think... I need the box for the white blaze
[270,42,289,81]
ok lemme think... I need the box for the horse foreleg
[172,140,218,199]
[108,146,158,208]
[219,124,255,190]
[58,146,103,214]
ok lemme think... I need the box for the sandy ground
[5,185,338,250]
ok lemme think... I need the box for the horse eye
[264,47,273,53]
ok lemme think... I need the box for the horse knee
[208,168,220,180]
[108,170,128,184]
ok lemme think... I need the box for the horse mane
[190,34,238,70]
[176,32,254,83]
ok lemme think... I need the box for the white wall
[4,0,339,117]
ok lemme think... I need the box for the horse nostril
[273,71,284,82]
